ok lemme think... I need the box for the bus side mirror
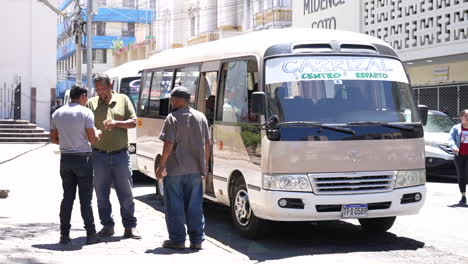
[251,92,266,116]
[418,105,428,126]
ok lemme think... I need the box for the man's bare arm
[50,129,59,145]
[85,128,101,145]
[205,141,211,175]
[104,119,136,130]
[156,141,174,179]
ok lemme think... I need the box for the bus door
[210,58,261,205]
[198,61,220,196]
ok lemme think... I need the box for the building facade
[293,0,468,116]
[56,0,155,97]
[113,0,292,66]
[0,0,57,130]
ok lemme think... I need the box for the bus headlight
[394,169,426,188]
[263,174,312,192]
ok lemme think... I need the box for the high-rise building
[56,0,155,98]
[113,0,293,66]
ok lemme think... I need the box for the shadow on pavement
[135,193,425,261]
[145,247,198,255]
[2,257,51,264]
[447,203,468,208]
[0,223,58,241]
[32,240,84,252]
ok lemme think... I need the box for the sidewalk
[0,144,251,264]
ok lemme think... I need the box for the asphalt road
[135,173,468,264]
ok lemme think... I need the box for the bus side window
[159,70,175,117]
[148,70,164,118]
[218,59,258,124]
[138,71,153,117]
[175,65,201,108]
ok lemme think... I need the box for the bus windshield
[120,77,140,109]
[265,56,420,124]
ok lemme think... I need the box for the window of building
[190,16,196,37]
[150,0,156,9]
[97,0,106,7]
[93,22,106,35]
[123,0,135,8]
[218,59,258,123]
[93,49,107,64]
[83,49,108,64]
[122,23,135,37]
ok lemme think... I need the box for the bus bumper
[249,185,426,221]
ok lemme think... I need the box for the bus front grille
[308,171,396,195]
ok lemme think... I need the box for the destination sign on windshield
[265,56,409,84]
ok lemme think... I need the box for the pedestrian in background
[86,74,141,239]
[50,84,101,245]
[156,86,211,250]
[449,109,468,205]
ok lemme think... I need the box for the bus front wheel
[230,179,267,239]
[359,216,396,232]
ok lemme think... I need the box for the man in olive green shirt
[87,73,141,239]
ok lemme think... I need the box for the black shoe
[189,242,202,250]
[86,232,100,245]
[162,240,185,250]
[59,234,71,244]
[124,228,141,239]
[98,226,115,237]
[459,196,467,205]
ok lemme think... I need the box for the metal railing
[413,83,468,117]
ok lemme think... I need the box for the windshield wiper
[278,121,356,135]
[346,121,417,132]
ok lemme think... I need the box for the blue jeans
[92,150,137,228]
[163,173,205,244]
[59,154,96,235]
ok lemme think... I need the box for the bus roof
[143,28,393,71]
[104,59,146,79]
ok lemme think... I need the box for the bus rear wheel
[230,179,267,239]
[359,216,396,232]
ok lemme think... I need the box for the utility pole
[86,0,93,90]
[73,0,84,84]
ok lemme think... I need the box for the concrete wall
[0,0,57,130]
[409,61,468,86]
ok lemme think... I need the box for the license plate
[342,204,368,218]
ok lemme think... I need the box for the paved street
[1,144,468,264]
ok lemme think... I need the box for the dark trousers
[454,155,468,193]
[59,154,96,235]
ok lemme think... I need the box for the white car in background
[424,110,457,178]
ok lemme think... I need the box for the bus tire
[230,179,267,239]
[359,216,396,232]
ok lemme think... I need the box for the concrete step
[0,137,50,143]
[0,124,37,129]
[0,128,45,133]
[0,120,30,125]
[0,133,49,138]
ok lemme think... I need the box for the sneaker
[162,240,185,250]
[98,226,115,237]
[459,196,467,205]
[189,242,202,250]
[86,232,100,245]
[59,234,71,244]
